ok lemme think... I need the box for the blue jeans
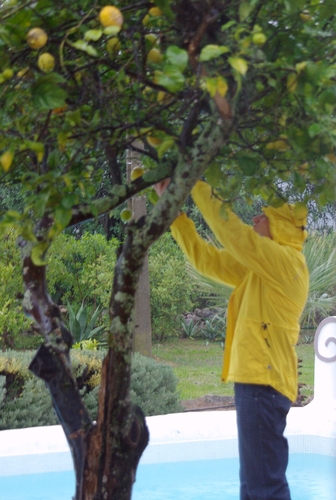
[234,383,292,500]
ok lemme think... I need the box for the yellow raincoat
[171,181,309,402]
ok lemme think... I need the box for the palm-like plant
[300,232,336,329]
[187,232,336,331]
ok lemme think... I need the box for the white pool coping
[0,398,335,477]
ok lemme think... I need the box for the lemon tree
[0,1,336,499]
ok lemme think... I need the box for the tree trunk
[127,144,152,357]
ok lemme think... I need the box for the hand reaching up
[154,178,170,197]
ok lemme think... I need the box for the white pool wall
[1,317,336,476]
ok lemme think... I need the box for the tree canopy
[0,1,336,499]
[1,0,335,246]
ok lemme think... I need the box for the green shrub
[130,352,182,416]
[0,349,182,429]
[47,232,119,309]
[0,231,32,348]
[148,233,199,341]
[0,230,199,346]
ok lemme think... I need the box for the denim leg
[234,383,292,500]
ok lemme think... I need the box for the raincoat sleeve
[170,212,247,288]
[191,181,303,288]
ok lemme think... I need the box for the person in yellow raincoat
[156,179,309,500]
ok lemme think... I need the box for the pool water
[2,453,335,500]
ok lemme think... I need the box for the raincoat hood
[262,203,308,251]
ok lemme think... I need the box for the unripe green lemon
[120,208,132,222]
[2,68,14,80]
[252,33,267,45]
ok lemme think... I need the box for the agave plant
[67,302,105,346]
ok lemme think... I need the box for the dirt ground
[181,395,236,412]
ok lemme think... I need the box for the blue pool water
[1,453,335,500]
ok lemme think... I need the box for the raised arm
[191,181,307,292]
[171,214,247,288]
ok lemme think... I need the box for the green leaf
[308,124,322,138]
[103,26,121,36]
[239,2,255,22]
[70,40,98,57]
[219,203,229,220]
[205,163,222,188]
[314,159,329,180]
[148,189,159,205]
[54,206,72,229]
[221,20,236,31]
[228,57,248,76]
[158,138,175,159]
[237,156,259,176]
[22,141,45,153]
[199,45,230,62]
[84,29,103,42]
[31,242,49,267]
[156,65,185,93]
[31,75,68,110]
[166,46,188,71]
[48,150,61,169]
[61,194,78,209]
[203,77,218,97]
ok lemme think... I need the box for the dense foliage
[1,0,336,242]
[0,231,197,348]
[0,349,181,429]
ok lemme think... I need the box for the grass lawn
[152,338,315,401]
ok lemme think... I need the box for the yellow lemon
[147,136,162,148]
[157,91,167,102]
[147,48,163,63]
[142,14,150,25]
[298,162,309,175]
[0,150,14,172]
[326,153,336,163]
[27,28,48,49]
[265,140,289,151]
[145,34,159,45]
[99,6,124,28]
[38,53,55,73]
[300,11,311,22]
[130,166,145,181]
[17,67,31,79]
[149,7,162,16]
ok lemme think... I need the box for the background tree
[0,1,336,499]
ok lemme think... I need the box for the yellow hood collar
[262,203,308,251]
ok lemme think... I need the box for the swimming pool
[0,317,335,499]
[1,452,335,500]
